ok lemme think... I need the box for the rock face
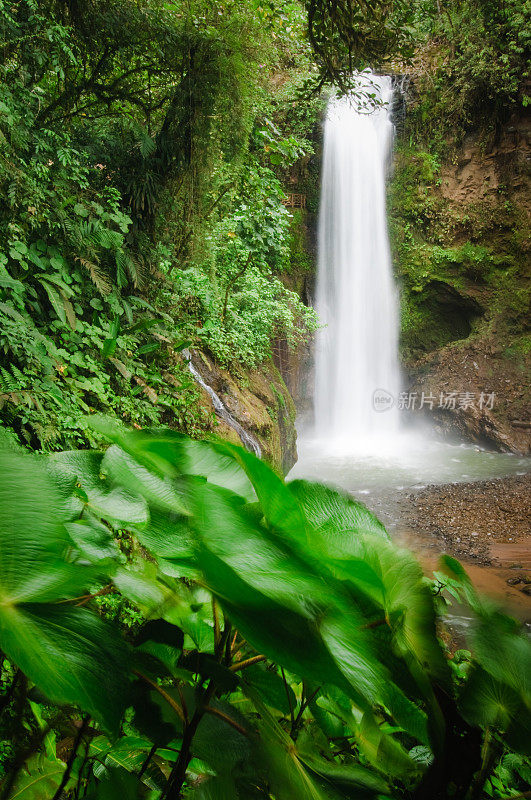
[185,349,297,473]
[406,340,531,454]
[389,103,530,454]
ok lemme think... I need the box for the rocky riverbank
[390,473,531,617]
[396,473,530,564]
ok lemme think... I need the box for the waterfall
[314,73,401,450]
[183,350,262,458]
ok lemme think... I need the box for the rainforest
[0,1,529,798]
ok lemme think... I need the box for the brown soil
[391,473,531,619]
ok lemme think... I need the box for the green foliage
[0,0,319,450]
[162,160,318,368]
[303,0,416,92]
[0,425,529,798]
[410,0,530,139]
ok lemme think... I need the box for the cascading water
[183,349,262,457]
[314,73,401,450]
[291,71,528,519]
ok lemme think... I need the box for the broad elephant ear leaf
[301,753,390,796]
[287,480,389,543]
[0,447,130,734]
[47,449,104,493]
[7,753,69,800]
[89,736,167,791]
[459,665,522,731]
[246,689,343,800]
[66,517,121,563]
[188,775,239,800]
[192,483,329,616]
[209,441,308,541]
[285,480,449,702]
[2,605,130,734]
[88,418,255,499]
[101,444,189,515]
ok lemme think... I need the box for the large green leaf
[356,710,422,781]
[89,418,256,500]
[101,444,189,515]
[211,587,351,699]
[319,604,429,744]
[242,663,296,715]
[471,613,530,703]
[89,736,166,791]
[288,480,389,542]
[209,441,308,540]
[459,665,522,731]
[189,775,240,800]
[183,439,255,501]
[192,698,252,772]
[0,448,71,581]
[87,417,187,478]
[192,483,430,741]
[1,605,129,733]
[246,690,341,800]
[442,557,531,704]
[47,449,104,493]
[133,507,197,577]
[193,484,329,617]
[7,754,68,800]
[314,532,449,688]
[85,485,149,529]
[0,447,130,733]
[86,766,144,800]
[48,445,150,529]
[301,754,389,796]
[66,517,121,563]
[46,449,103,520]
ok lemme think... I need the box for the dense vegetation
[0,0,321,451]
[1,424,530,800]
[1,1,530,798]
[388,0,530,362]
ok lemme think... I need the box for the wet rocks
[396,473,531,566]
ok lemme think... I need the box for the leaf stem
[203,706,250,737]
[281,667,295,728]
[161,681,216,800]
[133,670,185,722]
[52,716,90,800]
[230,654,267,672]
[138,743,158,782]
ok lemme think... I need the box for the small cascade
[183,350,262,458]
[314,72,401,450]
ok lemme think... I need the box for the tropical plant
[0,423,529,799]
[0,0,319,449]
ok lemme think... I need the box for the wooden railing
[281,193,306,209]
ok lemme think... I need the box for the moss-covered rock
[183,350,297,473]
[389,91,530,452]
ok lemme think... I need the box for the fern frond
[115,249,149,289]
[0,366,28,392]
[75,257,112,296]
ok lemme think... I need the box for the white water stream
[183,350,262,457]
[314,74,400,449]
[291,72,529,494]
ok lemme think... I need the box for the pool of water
[288,430,530,495]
